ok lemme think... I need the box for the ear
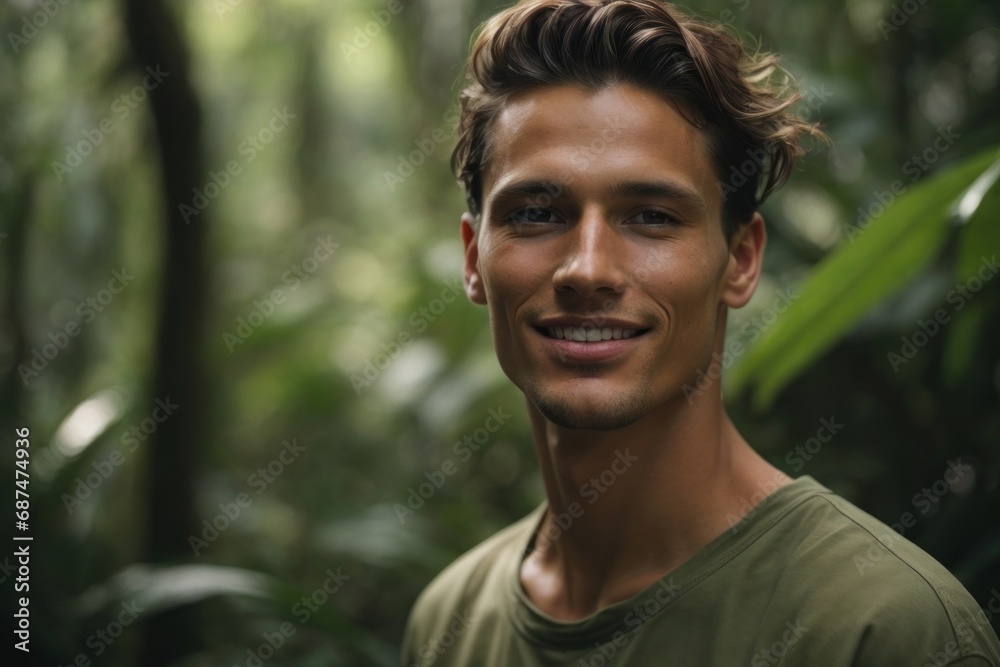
[721,212,766,309]
[461,212,487,305]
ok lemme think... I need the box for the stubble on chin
[527,382,649,431]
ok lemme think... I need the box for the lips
[534,322,648,362]
[544,326,641,341]
[532,317,650,363]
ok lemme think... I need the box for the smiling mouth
[538,326,648,341]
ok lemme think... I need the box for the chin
[527,384,651,431]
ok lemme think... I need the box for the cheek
[478,243,507,309]
[479,239,549,313]
[639,246,726,331]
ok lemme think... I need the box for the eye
[629,209,677,226]
[507,206,560,225]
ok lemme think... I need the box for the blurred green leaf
[76,564,273,617]
[942,296,992,388]
[730,146,1000,408]
[956,158,1000,278]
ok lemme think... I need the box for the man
[401,1,1000,665]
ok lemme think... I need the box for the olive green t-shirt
[401,476,1000,666]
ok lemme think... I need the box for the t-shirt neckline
[506,474,831,649]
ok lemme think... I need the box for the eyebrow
[487,180,565,206]
[603,179,708,214]
[486,178,708,215]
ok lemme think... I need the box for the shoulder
[400,506,543,664]
[772,480,1000,666]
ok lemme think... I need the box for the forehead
[481,84,720,217]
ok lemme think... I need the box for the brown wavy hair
[451,0,826,239]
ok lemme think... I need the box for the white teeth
[545,326,640,341]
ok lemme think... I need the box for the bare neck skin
[519,324,791,621]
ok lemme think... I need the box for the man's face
[462,83,759,430]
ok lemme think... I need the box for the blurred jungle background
[1,0,999,665]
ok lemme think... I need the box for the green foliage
[2,0,1000,665]
[730,148,1000,407]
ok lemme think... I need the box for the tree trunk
[122,0,207,663]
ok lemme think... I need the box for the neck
[520,386,790,621]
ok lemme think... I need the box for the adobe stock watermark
[292,567,350,624]
[716,85,834,201]
[843,126,960,244]
[899,605,1000,667]
[543,249,725,367]
[576,578,681,667]
[180,107,297,224]
[716,0,750,26]
[51,66,169,182]
[212,0,245,18]
[539,261,803,377]
[384,103,460,191]
[56,600,145,667]
[189,438,306,556]
[406,610,475,667]
[854,459,973,575]
[784,416,844,472]
[222,235,339,353]
[61,397,179,514]
[17,268,135,386]
[682,281,800,404]
[722,468,792,537]
[887,255,998,372]
[388,95,628,194]
[455,109,630,242]
[8,0,72,53]
[0,556,18,586]
[340,0,414,62]
[727,416,844,533]
[482,112,633,235]
[350,278,463,395]
[533,448,639,555]
[922,619,985,667]
[877,0,929,41]
[395,407,511,524]
[537,113,630,203]
[233,568,351,667]
[751,619,810,666]
[928,593,1000,667]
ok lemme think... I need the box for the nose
[552,207,627,299]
